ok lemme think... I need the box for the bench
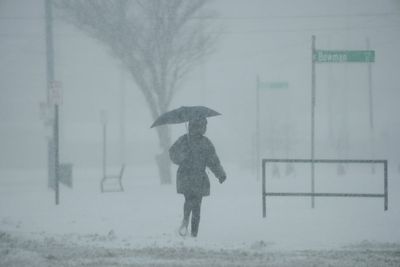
[101,164,125,193]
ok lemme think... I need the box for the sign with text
[314,50,375,63]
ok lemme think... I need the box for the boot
[191,217,199,237]
[179,219,189,237]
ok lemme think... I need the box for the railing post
[262,159,266,218]
[384,160,388,211]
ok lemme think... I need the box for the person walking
[169,117,226,237]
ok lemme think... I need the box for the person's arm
[206,140,226,183]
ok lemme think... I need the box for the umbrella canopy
[151,106,221,128]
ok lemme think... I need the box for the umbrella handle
[185,123,192,149]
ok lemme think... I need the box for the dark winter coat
[169,134,225,197]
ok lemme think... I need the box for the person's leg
[190,195,203,237]
[179,194,191,236]
[183,194,192,223]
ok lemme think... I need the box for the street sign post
[256,79,289,180]
[310,36,375,209]
[314,50,375,63]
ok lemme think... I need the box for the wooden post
[45,0,60,205]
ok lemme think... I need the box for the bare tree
[55,0,217,184]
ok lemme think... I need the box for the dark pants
[183,194,203,237]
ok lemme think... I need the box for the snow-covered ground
[1,163,399,266]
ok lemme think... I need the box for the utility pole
[45,0,60,205]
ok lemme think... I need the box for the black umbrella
[151,106,221,128]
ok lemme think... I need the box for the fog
[1,0,399,170]
[1,0,400,265]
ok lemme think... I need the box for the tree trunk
[127,71,173,184]
[155,125,172,184]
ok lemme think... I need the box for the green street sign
[314,50,375,63]
[258,81,289,90]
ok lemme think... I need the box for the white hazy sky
[0,0,399,169]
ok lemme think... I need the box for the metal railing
[262,159,388,218]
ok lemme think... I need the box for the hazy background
[1,0,399,175]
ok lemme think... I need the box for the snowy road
[1,165,400,266]
[1,231,400,267]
